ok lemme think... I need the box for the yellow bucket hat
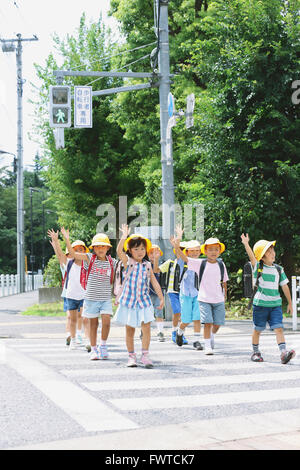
[89,233,112,250]
[200,237,225,255]
[124,234,152,253]
[253,240,276,261]
[71,240,89,252]
[183,240,201,255]
[148,244,163,256]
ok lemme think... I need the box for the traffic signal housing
[49,86,71,128]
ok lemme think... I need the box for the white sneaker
[75,334,86,348]
[69,339,78,350]
[205,347,214,355]
[90,348,100,360]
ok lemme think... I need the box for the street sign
[167,92,175,118]
[186,93,195,128]
[74,86,93,128]
[49,86,71,128]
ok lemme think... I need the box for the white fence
[292,276,300,331]
[0,274,44,297]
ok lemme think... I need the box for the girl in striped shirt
[115,224,164,368]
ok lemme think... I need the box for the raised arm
[170,235,188,263]
[48,229,67,266]
[117,224,130,268]
[61,227,89,262]
[241,233,257,268]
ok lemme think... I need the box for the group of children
[48,224,296,369]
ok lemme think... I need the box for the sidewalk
[0,290,298,339]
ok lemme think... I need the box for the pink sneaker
[127,353,137,368]
[140,352,154,369]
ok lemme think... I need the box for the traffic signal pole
[158,0,175,259]
[1,34,38,292]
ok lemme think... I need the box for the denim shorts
[253,305,283,331]
[168,292,181,314]
[83,299,113,319]
[150,293,163,319]
[199,301,226,325]
[66,298,84,312]
[180,295,200,324]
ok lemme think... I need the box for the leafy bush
[43,255,62,287]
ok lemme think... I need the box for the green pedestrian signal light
[49,86,71,128]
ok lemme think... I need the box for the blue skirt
[114,303,155,328]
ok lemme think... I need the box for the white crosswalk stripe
[7,333,300,434]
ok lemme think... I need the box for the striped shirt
[119,258,152,308]
[84,253,116,302]
[253,262,288,307]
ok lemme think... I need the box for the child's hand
[61,227,69,240]
[241,233,249,245]
[175,224,184,240]
[157,297,164,310]
[47,229,58,241]
[287,303,293,315]
[169,236,176,248]
[119,224,130,239]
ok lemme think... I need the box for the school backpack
[243,260,282,309]
[164,259,188,293]
[195,258,225,292]
[62,259,75,289]
[113,259,151,305]
[80,254,114,290]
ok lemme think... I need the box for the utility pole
[157,0,174,260]
[1,34,38,292]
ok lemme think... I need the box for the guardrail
[0,274,44,297]
[292,276,300,331]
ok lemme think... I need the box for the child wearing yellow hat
[48,228,90,350]
[241,233,295,364]
[115,225,164,368]
[148,244,165,341]
[61,228,116,361]
[173,227,229,355]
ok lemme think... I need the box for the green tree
[33,14,144,245]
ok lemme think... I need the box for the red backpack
[80,255,114,290]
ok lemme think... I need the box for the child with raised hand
[173,226,229,355]
[48,229,72,346]
[170,233,203,350]
[48,228,89,350]
[241,233,296,364]
[61,228,115,361]
[115,224,164,368]
[159,240,188,345]
[148,244,165,342]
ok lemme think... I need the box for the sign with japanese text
[74,86,93,128]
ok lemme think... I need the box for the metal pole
[16,34,25,293]
[30,188,34,290]
[158,0,175,260]
[42,203,45,272]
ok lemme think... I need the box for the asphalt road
[1,291,300,451]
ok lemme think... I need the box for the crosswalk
[5,332,300,435]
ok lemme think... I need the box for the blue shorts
[199,301,226,325]
[168,292,181,315]
[150,293,163,319]
[83,299,113,319]
[180,295,200,324]
[66,298,84,312]
[253,305,283,331]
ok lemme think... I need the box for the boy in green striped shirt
[241,234,295,364]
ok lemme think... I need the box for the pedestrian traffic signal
[49,86,71,128]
